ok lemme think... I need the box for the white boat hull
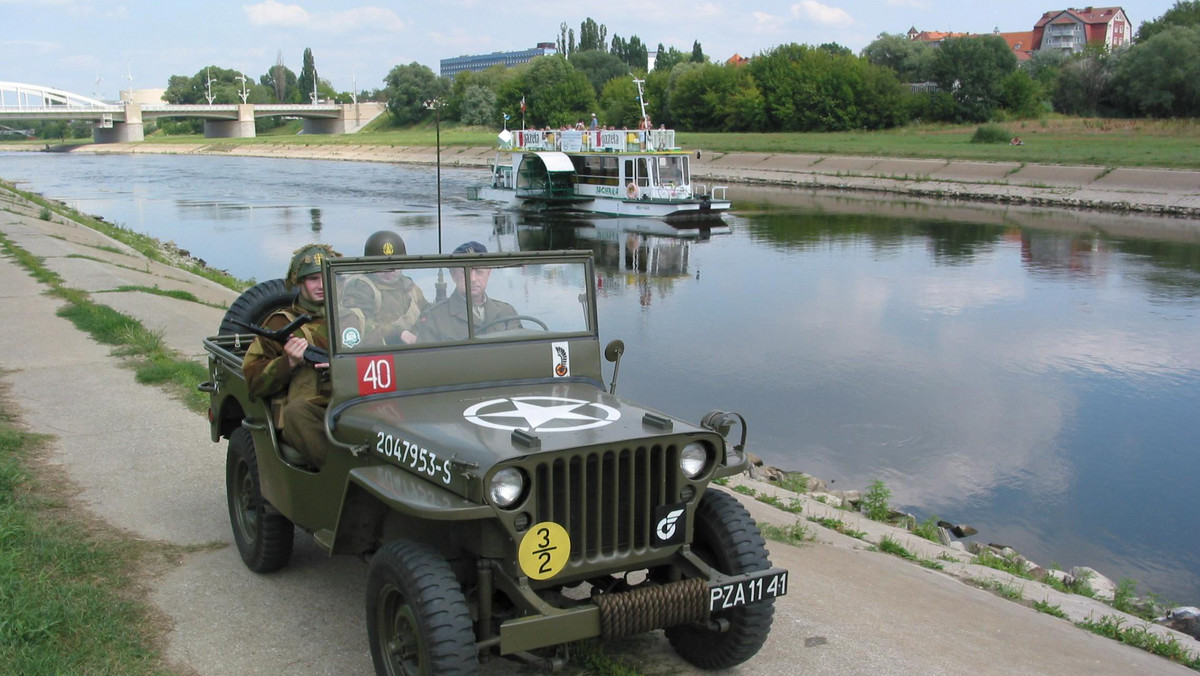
[476,185,730,219]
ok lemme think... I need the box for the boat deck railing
[504,128,677,154]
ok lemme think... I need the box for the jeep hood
[335,381,705,468]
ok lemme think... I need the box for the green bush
[862,479,891,521]
[971,124,1012,144]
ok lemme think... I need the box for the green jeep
[201,249,785,675]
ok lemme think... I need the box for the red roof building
[996,30,1037,61]
[1032,6,1131,53]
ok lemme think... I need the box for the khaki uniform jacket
[415,292,521,343]
[242,301,331,414]
[339,273,428,347]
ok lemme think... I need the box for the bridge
[0,81,384,143]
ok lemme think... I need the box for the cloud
[244,0,309,26]
[791,0,853,26]
[242,1,402,33]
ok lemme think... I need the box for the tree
[862,33,937,82]
[1111,25,1200,117]
[1051,45,1115,116]
[690,40,706,63]
[578,18,607,52]
[497,55,594,127]
[930,35,1017,122]
[260,54,298,104]
[570,49,629,96]
[599,77,642,128]
[749,43,905,131]
[459,84,497,126]
[654,44,688,72]
[663,63,764,131]
[1137,0,1200,41]
[383,62,445,125]
[298,48,317,103]
[611,34,648,72]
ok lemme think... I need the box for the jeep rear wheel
[665,489,775,669]
[218,278,296,335]
[366,540,478,676]
[226,427,294,572]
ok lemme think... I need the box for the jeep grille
[532,444,679,563]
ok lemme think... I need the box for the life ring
[626,182,640,200]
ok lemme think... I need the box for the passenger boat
[472,80,730,220]
[472,127,730,220]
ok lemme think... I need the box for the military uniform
[415,292,521,343]
[242,243,340,469]
[339,272,428,347]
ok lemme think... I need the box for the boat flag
[520,96,526,114]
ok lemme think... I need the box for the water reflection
[4,152,1200,602]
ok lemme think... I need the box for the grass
[731,484,757,497]
[973,549,1032,579]
[0,389,181,676]
[1076,615,1200,670]
[911,515,940,543]
[877,535,916,561]
[755,493,803,514]
[777,473,808,494]
[11,115,1200,169]
[0,233,210,413]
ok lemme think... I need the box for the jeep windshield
[328,252,595,353]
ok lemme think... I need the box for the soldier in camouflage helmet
[243,243,341,469]
[340,232,428,347]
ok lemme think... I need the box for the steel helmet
[364,230,407,257]
[286,243,341,287]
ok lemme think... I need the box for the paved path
[1,187,1196,675]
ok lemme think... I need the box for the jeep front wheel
[665,489,775,669]
[366,540,478,676]
[226,427,294,572]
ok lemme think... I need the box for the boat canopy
[534,151,575,173]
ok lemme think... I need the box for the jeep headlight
[489,467,526,508]
[680,442,708,479]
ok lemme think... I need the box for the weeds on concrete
[974,578,1024,601]
[756,493,804,514]
[761,521,811,546]
[911,515,940,543]
[973,549,1031,579]
[807,516,866,540]
[1076,615,1200,670]
[862,479,891,521]
[877,536,916,561]
[732,484,757,497]
[0,233,209,413]
[777,473,808,494]
[37,206,52,220]
[1033,599,1068,618]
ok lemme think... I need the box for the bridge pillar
[301,104,372,135]
[204,104,256,138]
[93,102,144,143]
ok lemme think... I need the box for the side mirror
[604,339,625,394]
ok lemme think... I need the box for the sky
[0,1,1177,102]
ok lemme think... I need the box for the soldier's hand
[284,335,309,369]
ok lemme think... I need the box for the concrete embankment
[13,139,1200,218]
[1,183,1198,675]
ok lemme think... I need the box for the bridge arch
[0,81,110,109]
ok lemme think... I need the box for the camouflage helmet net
[286,243,341,287]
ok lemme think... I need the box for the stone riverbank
[7,139,1200,219]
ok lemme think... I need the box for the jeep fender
[330,464,492,555]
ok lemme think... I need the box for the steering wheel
[477,314,549,332]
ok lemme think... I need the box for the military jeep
[201,249,785,675]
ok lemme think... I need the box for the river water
[3,151,1199,602]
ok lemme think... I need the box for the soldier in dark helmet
[416,240,522,342]
[243,243,341,469]
[340,230,428,346]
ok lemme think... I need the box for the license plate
[708,568,788,613]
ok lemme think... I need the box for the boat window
[637,158,650,187]
[655,156,687,186]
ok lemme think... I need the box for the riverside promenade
[1,184,1196,675]
[20,140,1200,218]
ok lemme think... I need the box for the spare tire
[219,279,297,335]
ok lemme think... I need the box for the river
[3,151,1199,603]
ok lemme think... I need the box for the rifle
[231,314,330,364]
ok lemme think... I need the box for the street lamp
[424,97,445,254]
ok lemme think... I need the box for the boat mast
[633,77,650,128]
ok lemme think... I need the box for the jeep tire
[218,278,296,335]
[665,490,775,669]
[226,427,294,572]
[366,540,478,676]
